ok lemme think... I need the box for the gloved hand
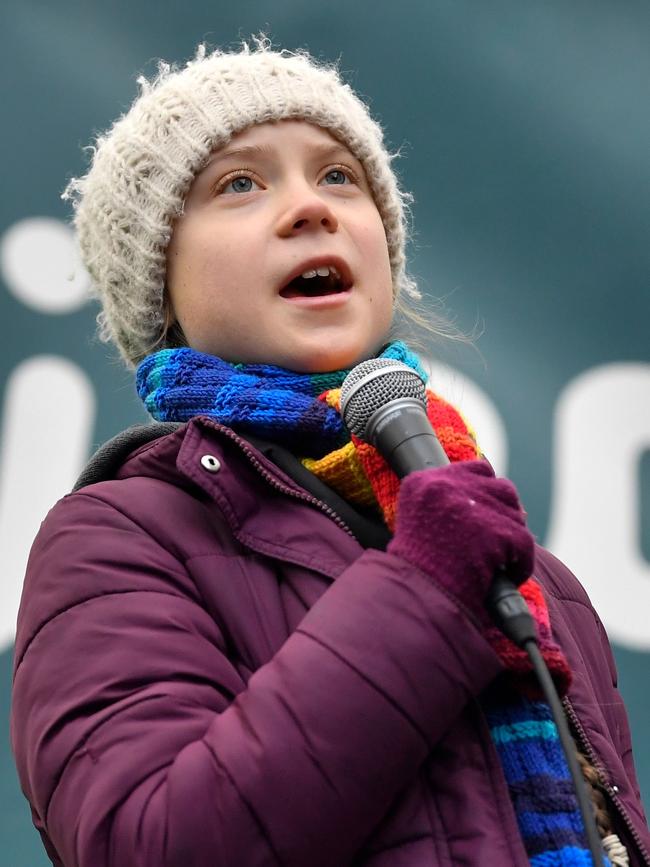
[387,460,535,623]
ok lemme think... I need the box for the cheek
[374,284,395,335]
[358,209,392,267]
[166,221,200,292]
[168,223,229,296]
[365,223,395,328]
[364,226,393,300]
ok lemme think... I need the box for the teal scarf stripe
[135,342,600,867]
[135,342,427,458]
[491,719,558,745]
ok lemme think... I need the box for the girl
[11,42,650,866]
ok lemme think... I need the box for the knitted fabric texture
[486,700,612,866]
[136,340,570,694]
[136,339,603,865]
[63,40,416,367]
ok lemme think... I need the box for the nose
[276,184,339,237]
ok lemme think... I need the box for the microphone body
[365,398,449,477]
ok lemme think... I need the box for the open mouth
[280,265,350,299]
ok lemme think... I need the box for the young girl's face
[166,120,394,372]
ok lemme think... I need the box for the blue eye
[221,175,259,194]
[322,169,350,186]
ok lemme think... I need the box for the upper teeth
[301,265,341,279]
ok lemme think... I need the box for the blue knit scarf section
[136,341,427,458]
[136,342,609,866]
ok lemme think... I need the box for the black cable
[523,638,604,866]
[487,576,604,867]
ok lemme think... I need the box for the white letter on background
[0,356,94,651]
[546,364,650,650]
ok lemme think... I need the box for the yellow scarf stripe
[302,442,377,509]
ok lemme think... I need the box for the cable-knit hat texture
[64,41,417,366]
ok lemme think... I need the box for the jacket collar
[73,422,183,491]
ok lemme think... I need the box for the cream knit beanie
[64,40,417,367]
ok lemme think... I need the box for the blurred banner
[2,2,649,863]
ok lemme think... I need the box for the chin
[291,344,382,374]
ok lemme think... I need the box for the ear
[162,286,177,327]
[161,287,188,349]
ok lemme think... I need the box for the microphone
[340,357,536,647]
[340,357,606,866]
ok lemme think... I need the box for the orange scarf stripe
[352,438,401,531]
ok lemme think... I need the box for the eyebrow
[209,141,358,165]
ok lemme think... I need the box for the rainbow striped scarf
[137,341,607,865]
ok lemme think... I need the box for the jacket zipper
[562,696,650,866]
[200,421,650,863]
[208,421,357,539]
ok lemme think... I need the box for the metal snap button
[200,454,221,472]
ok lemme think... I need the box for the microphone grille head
[340,358,427,439]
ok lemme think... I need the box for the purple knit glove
[387,460,535,623]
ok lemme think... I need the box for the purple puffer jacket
[11,417,650,866]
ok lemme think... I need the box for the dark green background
[2,2,649,862]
